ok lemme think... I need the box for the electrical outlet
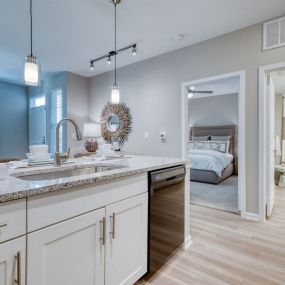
[144,132,149,140]
[71,133,76,139]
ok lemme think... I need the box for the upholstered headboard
[189,125,238,158]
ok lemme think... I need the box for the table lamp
[83,123,101,152]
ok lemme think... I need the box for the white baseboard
[183,235,193,250]
[244,212,260,221]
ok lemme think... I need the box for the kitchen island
[0,155,190,285]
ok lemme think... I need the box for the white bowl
[26,153,51,161]
[29,145,49,154]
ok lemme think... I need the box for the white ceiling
[189,77,240,100]
[272,70,285,94]
[1,0,285,84]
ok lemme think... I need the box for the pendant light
[24,0,40,86]
[111,0,120,104]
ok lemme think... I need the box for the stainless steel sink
[16,165,124,182]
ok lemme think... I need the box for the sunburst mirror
[100,103,132,143]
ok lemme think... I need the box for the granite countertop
[0,155,189,203]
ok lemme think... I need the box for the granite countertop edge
[0,157,190,203]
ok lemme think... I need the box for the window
[50,89,64,154]
[30,96,46,108]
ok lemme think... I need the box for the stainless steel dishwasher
[147,165,185,277]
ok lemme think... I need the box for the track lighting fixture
[89,1,138,104]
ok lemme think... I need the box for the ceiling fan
[188,86,213,98]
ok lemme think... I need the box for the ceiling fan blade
[193,91,214,94]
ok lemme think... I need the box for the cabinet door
[105,193,148,285]
[0,237,26,285]
[27,208,105,285]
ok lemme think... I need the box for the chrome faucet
[54,118,82,166]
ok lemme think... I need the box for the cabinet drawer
[0,199,26,243]
[28,173,147,232]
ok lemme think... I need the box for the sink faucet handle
[60,147,71,160]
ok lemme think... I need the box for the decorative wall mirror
[101,103,132,143]
[107,114,120,132]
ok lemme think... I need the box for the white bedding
[188,149,233,177]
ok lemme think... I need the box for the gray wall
[189,94,238,128]
[0,81,28,158]
[88,23,285,214]
[66,72,89,155]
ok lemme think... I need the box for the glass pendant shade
[111,84,120,104]
[24,55,40,86]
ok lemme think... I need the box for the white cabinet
[27,208,105,285]
[0,199,26,243]
[27,193,148,285]
[0,237,26,285]
[105,193,148,285]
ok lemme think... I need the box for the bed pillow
[208,141,227,153]
[210,135,231,142]
[210,136,231,153]
[188,141,211,151]
[195,141,211,150]
[192,135,210,141]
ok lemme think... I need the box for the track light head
[107,56,112,64]
[132,45,137,55]
[90,62,94,70]
[110,0,122,5]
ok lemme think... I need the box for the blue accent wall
[0,81,29,158]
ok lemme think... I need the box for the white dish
[26,153,51,161]
[29,145,49,154]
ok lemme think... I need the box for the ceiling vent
[263,16,285,51]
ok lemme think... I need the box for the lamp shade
[24,55,40,86]
[83,123,101,138]
[111,84,120,104]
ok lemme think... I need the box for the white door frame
[259,62,285,222]
[181,71,246,218]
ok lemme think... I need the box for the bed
[189,125,237,184]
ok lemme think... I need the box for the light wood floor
[138,190,285,285]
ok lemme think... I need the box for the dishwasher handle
[150,166,185,192]
[166,175,178,182]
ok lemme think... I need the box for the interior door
[27,208,105,285]
[0,237,26,285]
[105,193,148,285]
[266,74,276,217]
[29,96,47,145]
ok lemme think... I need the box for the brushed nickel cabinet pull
[14,251,21,285]
[99,218,106,245]
[110,213,115,239]
[0,223,7,228]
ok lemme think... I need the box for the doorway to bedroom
[181,71,246,216]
